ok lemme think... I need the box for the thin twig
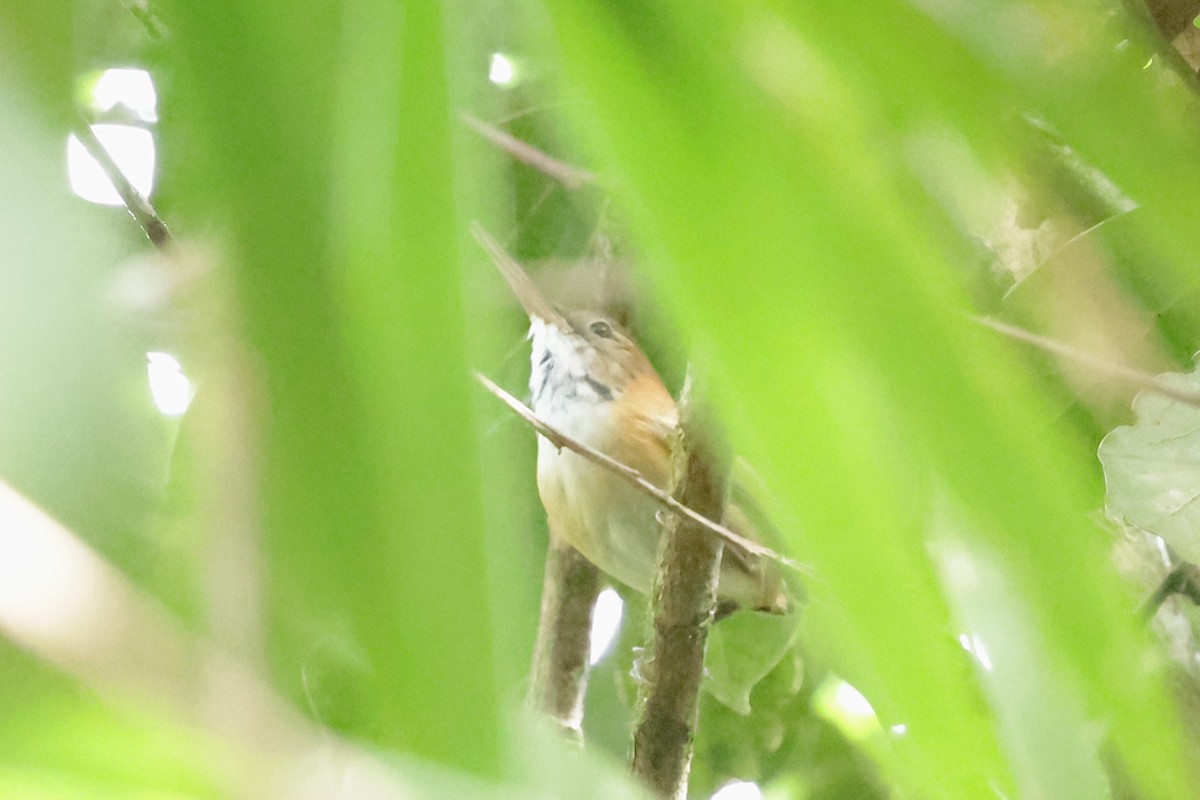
[975,316,1200,408]
[122,0,168,39]
[1141,563,1200,621]
[475,372,802,572]
[73,117,172,249]
[460,112,598,189]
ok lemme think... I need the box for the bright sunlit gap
[588,587,624,665]
[710,780,763,800]
[69,68,158,206]
[91,68,158,122]
[813,677,882,740]
[147,352,195,417]
[489,52,516,86]
[68,124,156,205]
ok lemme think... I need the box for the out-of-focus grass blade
[537,1,1193,797]
[329,0,503,772]
[932,521,1112,799]
[163,0,503,774]
[539,6,1007,797]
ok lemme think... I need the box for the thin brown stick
[475,372,802,571]
[73,117,171,249]
[460,112,598,189]
[976,316,1200,408]
[122,0,168,39]
[1143,0,1200,40]
[1141,563,1200,621]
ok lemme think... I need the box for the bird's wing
[614,375,792,607]
[612,373,678,490]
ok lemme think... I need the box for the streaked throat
[529,318,616,420]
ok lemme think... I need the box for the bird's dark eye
[590,320,613,338]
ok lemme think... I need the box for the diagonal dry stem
[460,112,598,189]
[976,316,1200,409]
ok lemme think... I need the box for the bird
[479,229,789,616]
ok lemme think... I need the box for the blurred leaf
[0,46,178,600]
[706,610,800,716]
[0,0,76,118]
[1100,363,1200,563]
[162,0,505,775]
[536,0,1196,796]
[8,0,1200,797]
[0,640,226,800]
[932,531,1111,800]
[508,716,652,800]
[329,0,504,770]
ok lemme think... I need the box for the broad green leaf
[161,0,507,774]
[508,716,652,800]
[706,611,800,716]
[1100,363,1200,563]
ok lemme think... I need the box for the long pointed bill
[472,222,567,326]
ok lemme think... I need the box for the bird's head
[476,224,655,412]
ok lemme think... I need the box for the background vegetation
[4,0,1200,798]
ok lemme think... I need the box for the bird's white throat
[528,317,617,441]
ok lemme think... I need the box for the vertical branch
[529,539,602,740]
[1141,0,1200,39]
[631,384,727,799]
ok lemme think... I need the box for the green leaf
[1099,363,1200,563]
[931,532,1111,800]
[0,641,226,800]
[706,611,800,716]
[161,0,508,774]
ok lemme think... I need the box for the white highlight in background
[68,124,156,205]
[91,68,158,122]
[831,680,876,719]
[588,587,624,665]
[813,677,882,740]
[489,53,516,86]
[958,632,994,672]
[711,780,762,800]
[146,352,194,417]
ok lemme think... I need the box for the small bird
[482,232,788,615]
